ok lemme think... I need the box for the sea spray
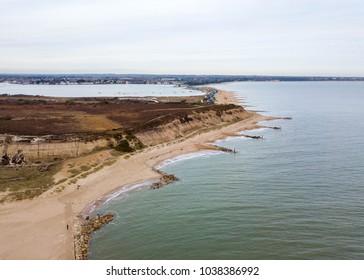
[155,150,223,169]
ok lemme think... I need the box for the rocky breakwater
[208,144,236,153]
[74,213,115,260]
[151,169,179,189]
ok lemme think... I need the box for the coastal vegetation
[0,163,61,203]
[0,84,278,260]
[0,93,250,203]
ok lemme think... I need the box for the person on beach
[77,184,81,189]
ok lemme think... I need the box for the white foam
[156,150,223,169]
[85,180,157,214]
[215,135,249,143]
[103,181,154,203]
[235,127,268,135]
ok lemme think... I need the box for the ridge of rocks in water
[151,169,179,189]
[74,213,115,260]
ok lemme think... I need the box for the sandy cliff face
[0,133,111,162]
[135,108,254,146]
[0,107,253,162]
[1,139,109,161]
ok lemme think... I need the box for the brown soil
[0,97,239,136]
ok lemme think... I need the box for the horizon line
[1,73,364,78]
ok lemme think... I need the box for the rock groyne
[151,169,179,189]
[74,213,115,260]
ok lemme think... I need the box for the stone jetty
[241,134,264,140]
[151,169,179,189]
[74,213,115,260]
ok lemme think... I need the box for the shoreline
[73,108,278,259]
[0,88,279,259]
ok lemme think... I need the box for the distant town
[0,74,363,86]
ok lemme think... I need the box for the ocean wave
[85,180,157,214]
[103,181,155,203]
[215,135,249,143]
[156,150,223,169]
[235,127,268,135]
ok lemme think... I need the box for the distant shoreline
[1,74,364,87]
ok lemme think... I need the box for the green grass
[54,185,65,193]
[56,178,67,185]
[80,165,91,172]
[0,163,62,202]
[70,178,78,184]
[114,139,134,153]
[69,168,80,176]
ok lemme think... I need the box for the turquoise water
[89,82,364,260]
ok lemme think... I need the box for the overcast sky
[1,0,363,75]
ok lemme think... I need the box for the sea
[0,83,200,97]
[85,81,364,260]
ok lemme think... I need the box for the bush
[114,139,134,153]
[66,100,75,105]
[80,165,91,172]
[125,134,134,141]
[5,136,13,144]
[99,100,109,105]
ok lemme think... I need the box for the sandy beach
[214,89,239,105]
[0,89,276,259]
